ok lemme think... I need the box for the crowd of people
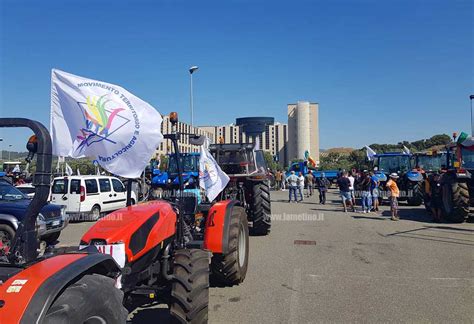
[273,169,331,205]
[272,167,445,223]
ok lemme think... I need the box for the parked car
[15,183,36,198]
[0,179,68,248]
[51,175,137,221]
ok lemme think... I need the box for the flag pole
[470,95,474,136]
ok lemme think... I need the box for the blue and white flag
[199,138,230,201]
[403,145,411,155]
[51,69,163,178]
[65,163,73,176]
[365,145,377,161]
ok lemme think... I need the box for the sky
[0,0,472,152]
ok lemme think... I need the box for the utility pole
[189,66,199,128]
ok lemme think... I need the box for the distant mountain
[0,151,28,161]
[325,147,355,154]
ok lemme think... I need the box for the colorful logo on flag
[76,94,130,152]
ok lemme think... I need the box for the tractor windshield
[460,148,474,169]
[377,155,412,174]
[168,155,199,174]
[416,154,445,172]
[215,150,256,175]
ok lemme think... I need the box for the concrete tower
[287,101,320,166]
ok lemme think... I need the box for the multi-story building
[287,101,320,165]
[155,115,214,156]
[198,118,289,167]
[158,101,319,168]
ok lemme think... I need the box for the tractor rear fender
[203,200,239,254]
[0,252,120,324]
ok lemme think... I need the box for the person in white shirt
[348,171,356,207]
[286,171,299,202]
[298,172,305,202]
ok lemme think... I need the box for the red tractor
[0,114,249,323]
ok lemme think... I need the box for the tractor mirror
[189,135,205,146]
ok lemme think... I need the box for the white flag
[365,145,377,161]
[199,138,230,201]
[65,163,73,176]
[403,145,411,154]
[51,69,163,178]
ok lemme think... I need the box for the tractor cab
[445,143,474,175]
[414,151,447,174]
[152,152,200,189]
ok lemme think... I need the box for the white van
[51,176,136,221]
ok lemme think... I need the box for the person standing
[360,172,372,213]
[305,170,314,198]
[281,171,287,191]
[286,171,299,203]
[370,171,380,212]
[337,171,354,212]
[386,173,400,220]
[428,172,443,222]
[316,173,330,204]
[275,170,282,191]
[298,172,305,202]
[348,171,356,206]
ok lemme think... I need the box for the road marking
[288,268,301,324]
[308,274,474,286]
[294,240,316,245]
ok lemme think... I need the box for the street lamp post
[0,138,3,161]
[189,66,199,128]
[470,95,474,136]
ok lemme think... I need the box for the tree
[263,151,278,171]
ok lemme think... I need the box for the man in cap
[286,170,299,203]
[316,172,330,204]
[386,173,400,220]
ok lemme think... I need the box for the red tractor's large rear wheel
[249,181,271,235]
[170,249,210,324]
[211,206,249,286]
[442,177,469,223]
[44,274,128,323]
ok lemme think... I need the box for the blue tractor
[151,153,201,201]
[285,161,315,178]
[286,161,338,186]
[372,152,424,206]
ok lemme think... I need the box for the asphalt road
[58,189,474,323]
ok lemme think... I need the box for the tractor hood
[406,170,423,182]
[373,172,387,182]
[80,201,177,263]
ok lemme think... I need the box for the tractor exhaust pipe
[0,118,52,264]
